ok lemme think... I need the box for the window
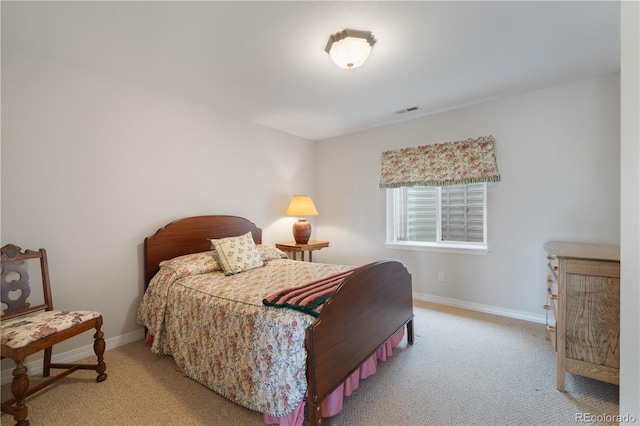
[379,135,499,255]
[386,183,488,254]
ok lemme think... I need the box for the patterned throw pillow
[256,245,289,262]
[210,231,264,276]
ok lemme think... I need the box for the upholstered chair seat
[1,310,102,349]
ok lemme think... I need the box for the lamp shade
[286,195,319,217]
[325,29,376,69]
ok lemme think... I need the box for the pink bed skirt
[263,327,406,426]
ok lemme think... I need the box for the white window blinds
[393,183,486,244]
[440,184,485,243]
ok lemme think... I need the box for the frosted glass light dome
[325,29,376,69]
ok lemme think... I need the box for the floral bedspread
[136,246,353,417]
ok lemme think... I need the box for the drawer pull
[543,304,552,310]
[550,294,558,301]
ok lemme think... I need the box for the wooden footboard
[305,259,414,425]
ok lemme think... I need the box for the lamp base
[292,219,311,244]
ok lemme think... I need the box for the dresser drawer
[544,255,558,316]
[544,322,556,351]
[547,255,558,286]
[545,254,558,330]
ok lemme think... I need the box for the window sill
[384,241,489,255]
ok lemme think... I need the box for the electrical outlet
[438,272,445,282]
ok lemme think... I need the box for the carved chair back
[1,243,54,321]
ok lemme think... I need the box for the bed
[137,215,414,425]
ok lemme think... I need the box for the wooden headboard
[143,215,262,287]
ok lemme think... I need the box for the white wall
[315,73,621,321]
[620,0,640,419]
[1,47,316,361]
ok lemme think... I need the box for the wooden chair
[1,244,107,426]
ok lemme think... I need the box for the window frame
[385,183,489,255]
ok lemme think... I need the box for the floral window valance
[379,135,501,188]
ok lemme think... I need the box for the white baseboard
[413,291,547,324]
[1,328,145,386]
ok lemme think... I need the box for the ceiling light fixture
[325,29,376,69]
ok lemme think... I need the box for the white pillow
[209,231,264,276]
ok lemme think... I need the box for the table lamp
[285,195,319,244]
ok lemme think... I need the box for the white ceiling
[1,1,621,141]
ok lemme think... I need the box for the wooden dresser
[543,241,620,391]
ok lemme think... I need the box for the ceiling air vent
[395,106,421,115]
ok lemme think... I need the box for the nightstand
[275,240,329,262]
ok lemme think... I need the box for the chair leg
[43,347,52,377]
[9,359,30,426]
[93,322,107,382]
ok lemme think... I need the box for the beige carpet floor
[1,301,619,426]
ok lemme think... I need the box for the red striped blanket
[262,268,357,317]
